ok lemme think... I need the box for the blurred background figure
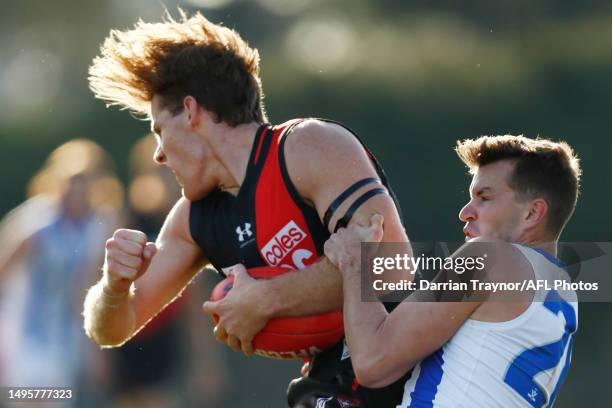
[106,134,230,408]
[0,139,124,405]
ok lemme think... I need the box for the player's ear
[183,95,200,128]
[524,198,548,228]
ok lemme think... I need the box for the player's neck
[206,121,262,194]
[515,225,559,257]
[521,239,558,258]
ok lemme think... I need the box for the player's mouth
[168,168,182,184]
[463,226,477,241]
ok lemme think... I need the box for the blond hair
[27,139,124,211]
[89,10,267,125]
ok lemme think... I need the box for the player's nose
[459,201,476,222]
[153,145,166,164]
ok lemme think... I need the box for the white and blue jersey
[399,245,578,407]
[0,203,109,388]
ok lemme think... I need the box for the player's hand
[324,214,384,273]
[202,264,270,356]
[300,361,310,377]
[102,229,157,294]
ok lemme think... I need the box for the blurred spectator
[0,139,123,406]
[107,134,229,408]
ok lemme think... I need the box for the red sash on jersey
[255,121,319,270]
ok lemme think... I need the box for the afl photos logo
[261,221,312,268]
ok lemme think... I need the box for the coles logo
[261,220,308,267]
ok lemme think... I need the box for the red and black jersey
[189,118,401,275]
[189,118,407,407]
[189,119,328,274]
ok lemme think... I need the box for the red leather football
[210,265,344,359]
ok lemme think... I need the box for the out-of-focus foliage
[1,0,610,406]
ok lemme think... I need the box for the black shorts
[286,342,410,408]
[287,376,363,408]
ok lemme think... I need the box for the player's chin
[181,189,199,201]
[465,234,480,242]
[181,185,209,202]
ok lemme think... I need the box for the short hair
[88,10,267,126]
[455,135,581,237]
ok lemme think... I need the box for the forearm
[83,280,136,347]
[0,236,29,287]
[341,261,388,374]
[262,257,343,317]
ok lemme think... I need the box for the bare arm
[324,217,482,387]
[83,197,207,347]
[325,224,530,388]
[203,120,411,353]
[340,271,479,388]
[263,120,410,316]
[0,197,57,285]
[0,236,29,286]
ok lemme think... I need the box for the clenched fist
[103,229,157,294]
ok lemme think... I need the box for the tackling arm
[326,230,526,388]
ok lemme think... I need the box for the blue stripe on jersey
[532,248,568,270]
[504,291,577,407]
[543,291,577,406]
[549,336,574,406]
[408,348,445,408]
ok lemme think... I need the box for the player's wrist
[98,283,129,308]
[256,279,284,318]
[99,277,131,305]
[338,256,361,277]
[102,273,132,295]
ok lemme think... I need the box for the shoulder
[457,237,534,285]
[282,119,377,200]
[0,196,58,243]
[1,196,57,229]
[462,239,535,321]
[284,119,366,159]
